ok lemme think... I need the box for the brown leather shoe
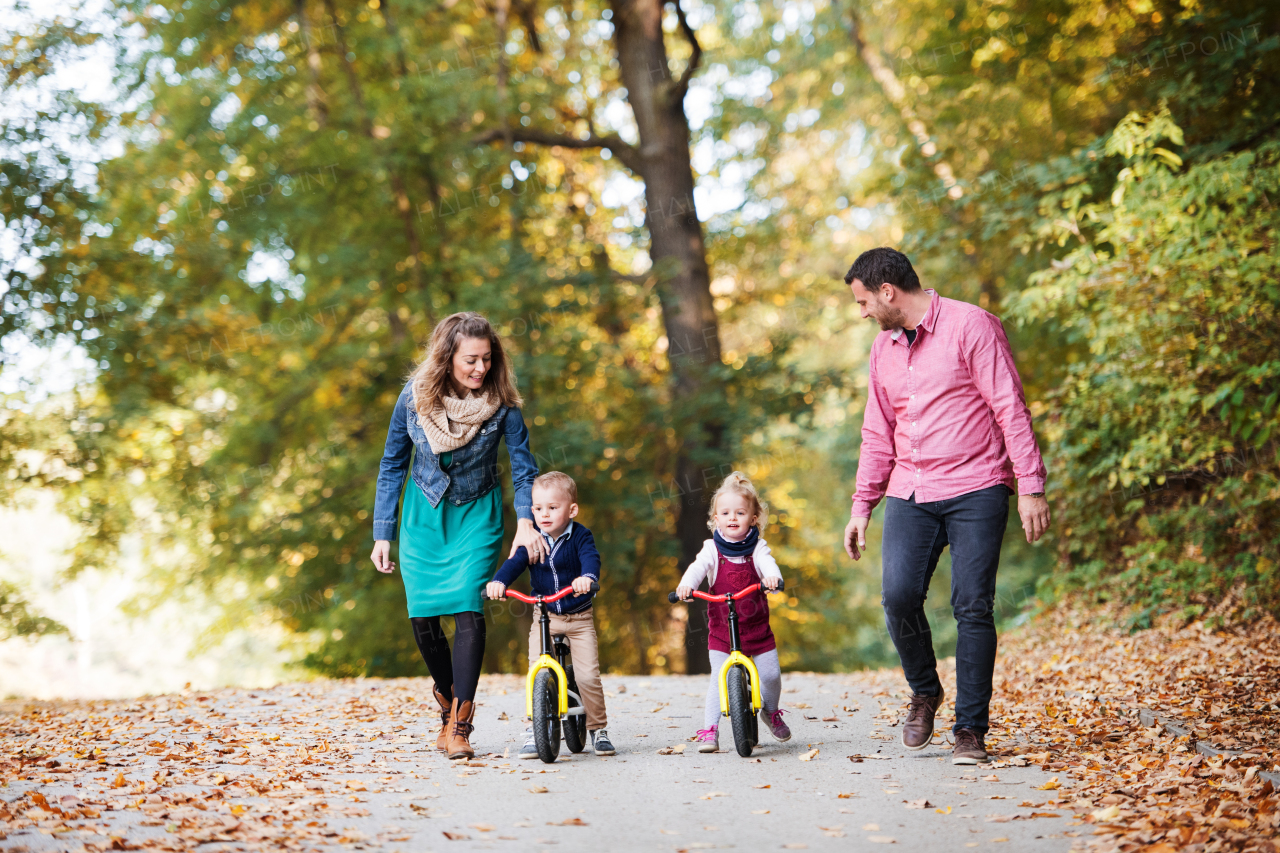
[952,727,989,765]
[432,686,451,752]
[446,698,475,760]
[901,687,945,750]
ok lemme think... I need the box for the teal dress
[397,452,505,616]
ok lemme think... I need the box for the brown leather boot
[901,686,945,750]
[432,686,451,752]
[446,698,475,760]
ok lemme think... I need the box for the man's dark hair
[844,247,921,292]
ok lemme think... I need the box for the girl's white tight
[704,648,782,728]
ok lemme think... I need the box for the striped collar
[538,521,575,556]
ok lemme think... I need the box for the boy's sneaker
[591,729,616,756]
[695,726,719,753]
[518,728,538,759]
[761,708,791,742]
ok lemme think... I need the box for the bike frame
[499,585,582,719]
[675,583,778,714]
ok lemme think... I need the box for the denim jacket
[373,382,538,541]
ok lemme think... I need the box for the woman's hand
[763,576,781,591]
[676,584,694,602]
[371,540,396,574]
[509,518,546,563]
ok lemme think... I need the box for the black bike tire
[563,668,588,754]
[726,664,755,757]
[532,668,561,763]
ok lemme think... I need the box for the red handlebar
[667,579,785,604]
[492,583,593,604]
[690,582,763,602]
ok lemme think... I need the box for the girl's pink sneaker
[695,726,719,753]
[761,708,791,742]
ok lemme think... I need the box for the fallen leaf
[982,774,999,782]
[799,749,819,761]
[867,836,896,844]
[935,806,952,814]
[699,792,728,799]
[528,786,548,794]
[470,823,495,832]
[1036,776,1060,790]
[836,792,857,799]
[752,809,770,814]
[1091,805,1121,821]
[442,831,470,840]
[863,823,879,831]
[752,784,771,789]
[555,817,587,826]
[904,798,932,809]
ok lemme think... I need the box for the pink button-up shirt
[851,291,1047,518]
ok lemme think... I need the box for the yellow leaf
[1036,776,1060,790]
[1091,805,1121,821]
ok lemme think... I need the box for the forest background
[1,0,1277,691]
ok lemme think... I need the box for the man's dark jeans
[881,484,1011,734]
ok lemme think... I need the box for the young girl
[676,471,791,752]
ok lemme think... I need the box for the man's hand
[485,581,507,600]
[844,516,870,560]
[571,576,595,595]
[1018,494,1051,543]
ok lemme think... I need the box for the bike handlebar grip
[668,592,679,604]
[777,579,785,592]
[590,581,600,593]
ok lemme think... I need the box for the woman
[371,312,542,760]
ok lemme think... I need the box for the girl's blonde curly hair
[706,470,769,533]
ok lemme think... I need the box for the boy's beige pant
[527,607,607,730]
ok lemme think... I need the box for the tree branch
[841,0,961,196]
[473,126,645,175]
[671,0,702,100]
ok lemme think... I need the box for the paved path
[6,674,1079,852]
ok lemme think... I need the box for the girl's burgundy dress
[706,550,777,656]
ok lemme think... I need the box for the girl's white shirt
[678,537,783,591]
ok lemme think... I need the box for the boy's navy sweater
[493,522,600,614]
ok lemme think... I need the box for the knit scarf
[713,526,760,558]
[420,390,500,455]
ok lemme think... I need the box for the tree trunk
[610,0,721,674]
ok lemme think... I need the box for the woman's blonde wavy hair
[409,312,523,418]
[706,470,770,533]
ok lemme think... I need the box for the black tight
[410,612,486,703]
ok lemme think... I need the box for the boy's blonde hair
[706,470,769,533]
[533,471,577,502]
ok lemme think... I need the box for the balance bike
[669,579,785,757]
[491,582,597,763]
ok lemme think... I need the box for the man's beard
[877,305,907,331]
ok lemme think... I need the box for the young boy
[487,471,614,757]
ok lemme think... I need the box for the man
[842,247,1050,765]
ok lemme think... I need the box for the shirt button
[909,366,914,371]
[910,394,915,400]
